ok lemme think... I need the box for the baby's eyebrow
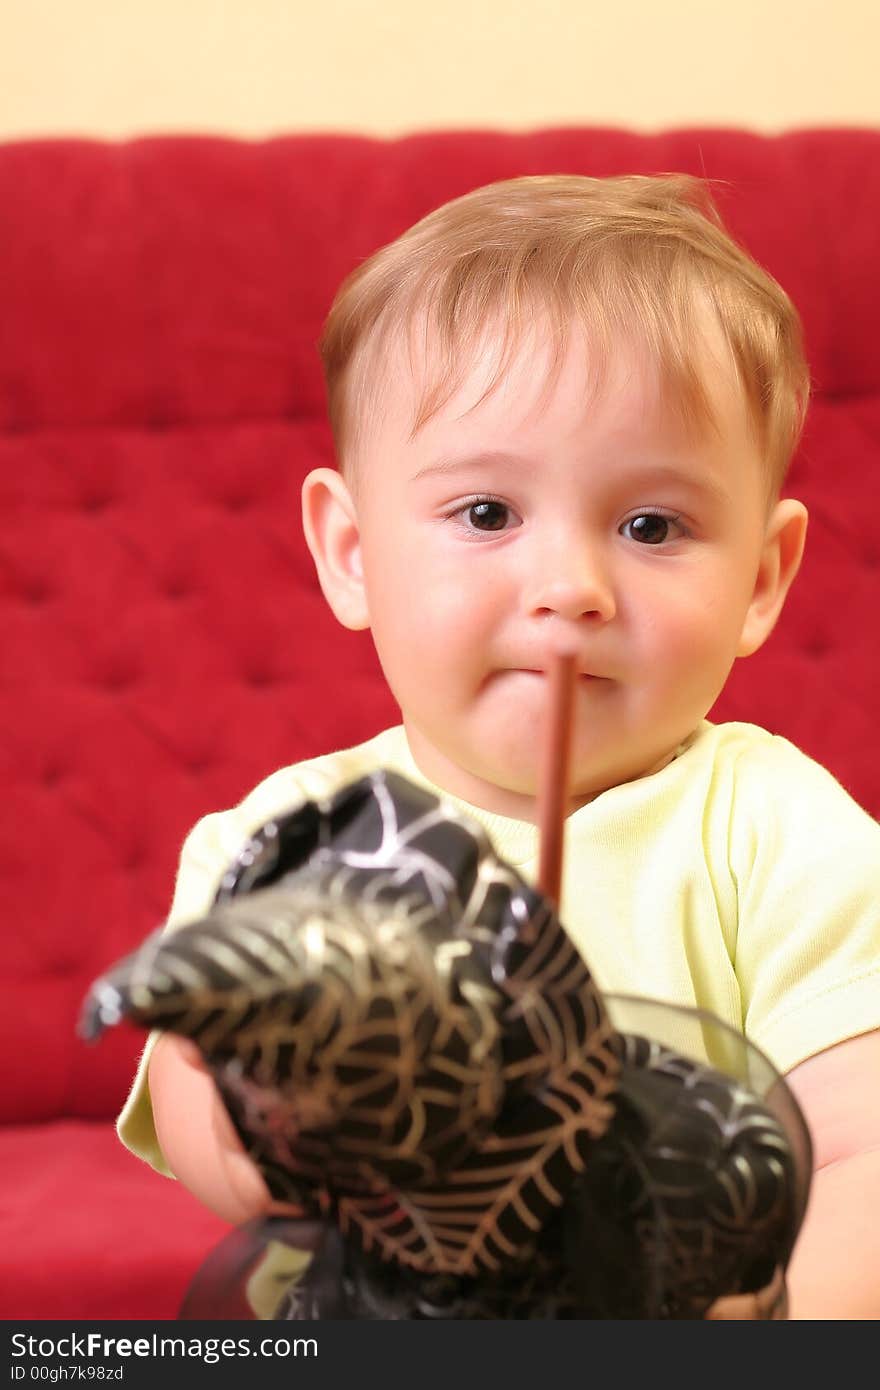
[623,463,731,506]
[412,452,730,505]
[411,450,532,481]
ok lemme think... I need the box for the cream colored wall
[1,0,877,139]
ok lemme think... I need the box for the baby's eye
[621,511,686,545]
[468,500,510,530]
[451,497,517,533]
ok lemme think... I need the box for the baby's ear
[301,468,370,631]
[737,498,809,657]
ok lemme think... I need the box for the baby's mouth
[515,668,608,683]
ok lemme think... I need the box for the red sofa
[2,127,878,1320]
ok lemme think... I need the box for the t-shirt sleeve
[730,735,880,1075]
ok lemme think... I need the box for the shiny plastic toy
[82,763,811,1318]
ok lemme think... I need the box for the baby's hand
[704,1265,787,1319]
[149,1033,278,1225]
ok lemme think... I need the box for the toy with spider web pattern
[81,654,811,1318]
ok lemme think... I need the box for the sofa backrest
[2,128,878,1122]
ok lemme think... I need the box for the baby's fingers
[704,1266,787,1320]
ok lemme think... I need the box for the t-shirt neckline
[383,723,708,868]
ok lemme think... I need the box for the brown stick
[536,642,578,909]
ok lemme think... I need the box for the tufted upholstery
[2,128,878,1318]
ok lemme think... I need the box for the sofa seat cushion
[1,1120,229,1319]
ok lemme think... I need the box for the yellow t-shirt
[117,719,880,1177]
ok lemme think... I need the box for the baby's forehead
[360,305,745,455]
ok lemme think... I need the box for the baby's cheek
[421,581,488,646]
[656,583,731,652]
[667,606,744,706]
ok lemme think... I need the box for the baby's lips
[510,666,610,681]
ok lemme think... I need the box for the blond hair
[319,174,810,495]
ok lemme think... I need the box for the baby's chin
[445,729,680,815]
[444,741,615,812]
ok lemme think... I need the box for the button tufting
[80,494,115,514]
[244,670,280,688]
[24,583,53,604]
[163,577,192,599]
[185,754,215,775]
[803,634,832,659]
[96,667,140,692]
[47,956,83,979]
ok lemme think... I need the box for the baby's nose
[523,544,616,624]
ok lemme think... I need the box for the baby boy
[119,173,880,1318]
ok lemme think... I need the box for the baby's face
[350,315,773,819]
